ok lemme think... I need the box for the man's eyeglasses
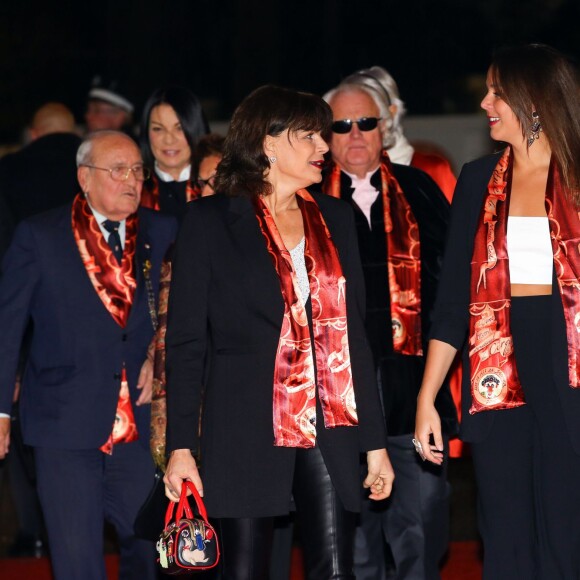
[331,117,382,134]
[194,174,216,191]
[81,164,150,182]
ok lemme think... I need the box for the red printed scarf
[100,367,139,454]
[71,194,139,451]
[324,153,422,355]
[140,173,199,210]
[72,194,137,327]
[254,190,358,448]
[469,147,580,414]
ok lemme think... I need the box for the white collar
[88,203,123,225]
[343,165,381,187]
[342,166,381,229]
[154,162,191,183]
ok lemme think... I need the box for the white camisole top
[506,216,553,285]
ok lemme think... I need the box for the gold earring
[527,111,542,147]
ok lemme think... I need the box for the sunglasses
[331,117,382,134]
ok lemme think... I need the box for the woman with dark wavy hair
[163,85,393,579]
[415,44,580,578]
[139,86,208,220]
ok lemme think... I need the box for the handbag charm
[157,481,220,574]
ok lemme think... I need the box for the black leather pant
[217,445,356,580]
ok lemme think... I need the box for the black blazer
[430,151,580,453]
[0,133,81,222]
[313,164,457,437]
[141,176,190,223]
[165,192,388,518]
[0,193,13,267]
[0,204,177,449]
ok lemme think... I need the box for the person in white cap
[85,76,135,134]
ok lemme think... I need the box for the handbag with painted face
[156,480,220,575]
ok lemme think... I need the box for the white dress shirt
[345,167,381,228]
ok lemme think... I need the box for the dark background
[0,0,577,141]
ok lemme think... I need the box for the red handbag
[156,481,220,575]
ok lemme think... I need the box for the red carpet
[441,542,482,579]
[0,541,482,579]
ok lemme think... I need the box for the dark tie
[103,219,123,264]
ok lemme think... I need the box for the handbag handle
[164,481,209,528]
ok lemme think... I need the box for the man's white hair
[322,82,391,147]
[76,130,133,167]
[325,67,407,150]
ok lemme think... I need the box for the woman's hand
[363,448,395,500]
[413,339,458,465]
[415,397,444,465]
[163,449,203,502]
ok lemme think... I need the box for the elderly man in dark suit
[313,82,457,580]
[0,131,177,580]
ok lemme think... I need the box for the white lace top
[289,237,310,302]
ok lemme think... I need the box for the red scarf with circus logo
[469,147,580,414]
[254,190,358,448]
[140,173,199,210]
[71,193,139,452]
[324,153,422,356]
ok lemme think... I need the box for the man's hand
[136,358,153,406]
[0,417,11,459]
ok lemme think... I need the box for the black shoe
[7,532,47,558]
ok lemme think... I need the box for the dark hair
[191,133,225,178]
[139,86,209,168]
[490,44,580,200]
[214,85,332,198]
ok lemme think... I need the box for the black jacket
[312,164,458,437]
[430,151,580,452]
[141,176,190,223]
[165,192,388,517]
[0,132,81,222]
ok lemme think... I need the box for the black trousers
[471,295,580,579]
[217,445,356,580]
[353,434,449,580]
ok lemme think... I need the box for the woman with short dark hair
[415,44,580,578]
[163,85,393,579]
[139,86,208,219]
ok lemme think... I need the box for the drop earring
[527,111,542,147]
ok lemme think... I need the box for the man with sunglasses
[315,84,457,580]
[0,130,177,580]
